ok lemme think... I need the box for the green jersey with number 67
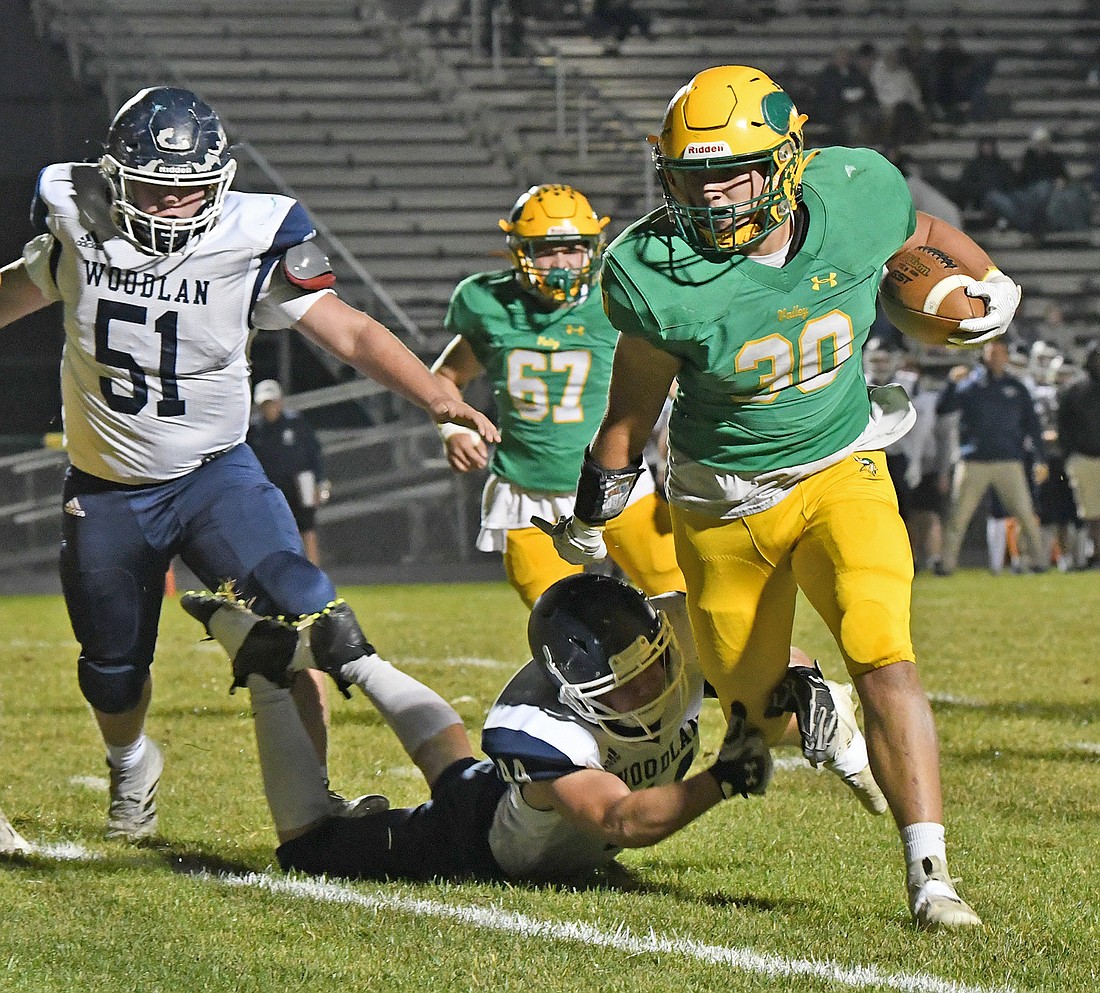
[601,146,915,475]
[444,271,618,493]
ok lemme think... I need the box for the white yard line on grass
[211,871,1019,993]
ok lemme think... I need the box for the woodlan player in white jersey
[0,86,497,842]
[178,574,885,884]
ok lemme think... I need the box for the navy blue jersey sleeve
[482,726,587,783]
[30,168,51,236]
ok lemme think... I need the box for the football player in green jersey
[431,184,684,607]
[541,66,1023,929]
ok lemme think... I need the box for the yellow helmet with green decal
[499,184,610,303]
[651,65,811,255]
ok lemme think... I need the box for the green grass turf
[1,571,1097,992]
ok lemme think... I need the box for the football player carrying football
[430,184,683,607]
[540,65,1021,928]
[180,574,883,882]
[0,86,497,841]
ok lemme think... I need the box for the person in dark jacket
[248,379,328,566]
[935,339,1049,573]
[1057,342,1100,565]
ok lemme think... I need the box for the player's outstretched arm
[295,294,500,444]
[429,335,490,472]
[523,767,725,849]
[0,261,52,329]
[522,709,770,849]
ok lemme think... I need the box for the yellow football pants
[671,451,915,738]
[504,492,685,608]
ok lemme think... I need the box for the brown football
[880,245,987,347]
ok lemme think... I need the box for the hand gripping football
[879,245,987,347]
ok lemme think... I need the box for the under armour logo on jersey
[854,456,878,476]
[565,324,585,336]
[63,497,86,517]
[811,273,837,290]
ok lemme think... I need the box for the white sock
[341,654,463,757]
[986,518,1007,571]
[248,676,332,836]
[827,729,869,777]
[209,606,262,658]
[106,735,148,772]
[901,821,947,870]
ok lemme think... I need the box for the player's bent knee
[77,656,149,714]
[249,549,336,616]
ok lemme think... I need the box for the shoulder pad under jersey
[282,240,336,291]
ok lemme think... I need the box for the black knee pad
[310,600,376,676]
[78,655,149,714]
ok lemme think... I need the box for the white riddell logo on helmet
[684,142,732,156]
[545,223,580,235]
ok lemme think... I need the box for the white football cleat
[106,740,164,840]
[0,807,31,855]
[908,855,982,929]
[822,681,888,815]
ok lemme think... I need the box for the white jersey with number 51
[24,161,330,484]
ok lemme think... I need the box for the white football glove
[950,270,1021,347]
[531,515,607,565]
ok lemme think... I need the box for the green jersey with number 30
[444,271,618,492]
[601,147,915,475]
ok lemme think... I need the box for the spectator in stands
[984,127,1092,238]
[870,45,927,146]
[247,380,329,568]
[930,28,995,123]
[894,154,963,229]
[588,0,653,54]
[935,340,1049,574]
[955,138,1016,228]
[898,23,936,111]
[1057,341,1100,567]
[812,45,880,146]
[1015,301,1075,351]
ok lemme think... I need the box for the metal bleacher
[5,0,1098,584]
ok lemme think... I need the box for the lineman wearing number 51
[0,86,498,842]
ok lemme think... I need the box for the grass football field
[1,571,1097,992]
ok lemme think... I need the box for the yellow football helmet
[499,184,610,303]
[651,65,812,255]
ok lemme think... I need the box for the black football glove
[764,661,837,768]
[708,702,773,799]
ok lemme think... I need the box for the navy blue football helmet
[99,86,236,255]
[528,574,686,741]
